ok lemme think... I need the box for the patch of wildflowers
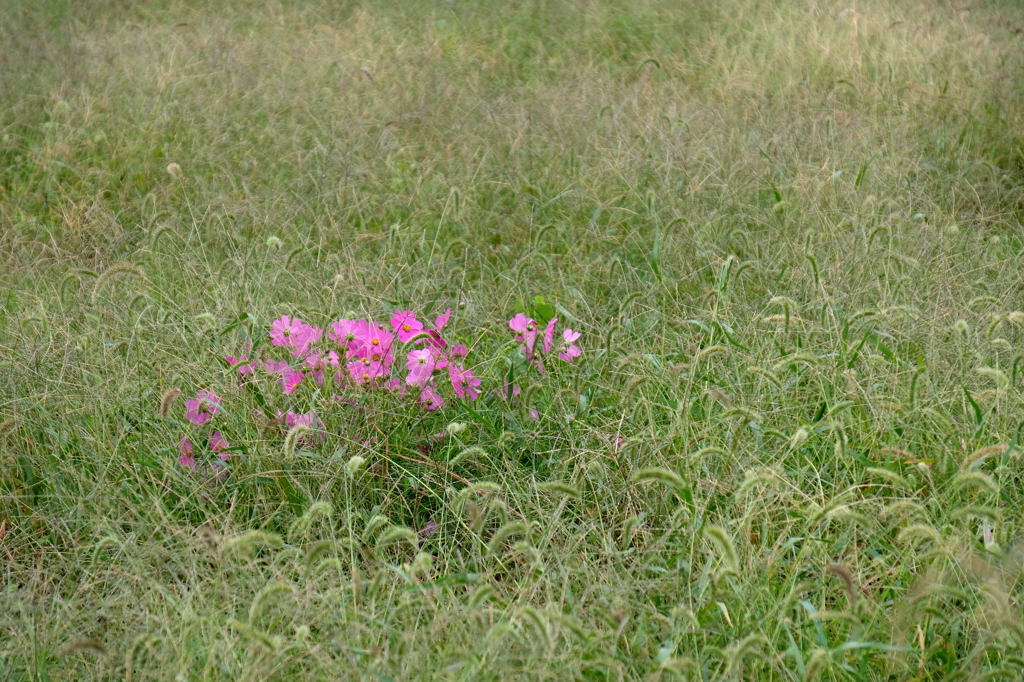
[509,314,582,368]
[174,306,582,471]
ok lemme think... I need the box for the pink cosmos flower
[434,308,452,330]
[448,364,481,400]
[270,316,322,357]
[225,355,257,378]
[209,431,230,461]
[559,328,581,362]
[290,321,323,358]
[390,310,424,343]
[529,407,540,421]
[358,323,394,361]
[263,359,290,374]
[280,367,304,395]
[405,348,435,387]
[509,313,538,358]
[178,436,196,468]
[185,390,221,425]
[284,410,318,429]
[270,315,298,347]
[424,329,447,350]
[386,376,408,396]
[509,313,532,334]
[419,384,443,410]
[347,358,384,384]
[543,318,558,354]
[304,350,339,385]
[328,318,363,353]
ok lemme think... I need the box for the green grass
[2,0,1024,678]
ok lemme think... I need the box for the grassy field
[2,0,1024,678]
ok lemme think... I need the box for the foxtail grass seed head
[445,421,467,435]
[345,455,366,477]
[158,388,181,417]
[165,162,183,179]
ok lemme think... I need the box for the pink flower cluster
[178,389,230,468]
[172,307,584,471]
[509,313,581,372]
[229,308,480,413]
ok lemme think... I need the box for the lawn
[1,0,1023,679]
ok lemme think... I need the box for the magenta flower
[284,410,318,429]
[290,321,323,358]
[424,329,447,350]
[386,376,408,396]
[509,313,538,358]
[185,390,221,425]
[304,350,339,385]
[347,357,384,384]
[434,308,452,330]
[225,355,257,378]
[509,313,532,334]
[448,364,481,400]
[405,348,435,387]
[419,384,443,410]
[390,310,424,342]
[263,359,290,374]
[209,431,230,461]
[328,318,363,353]
[359,323,394,361]
[270,315,299,347]
[271,316,322,357]
[543,318,558,354]
[178,436,196,468]
[559,328,581,362]
[280,367,304,395]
